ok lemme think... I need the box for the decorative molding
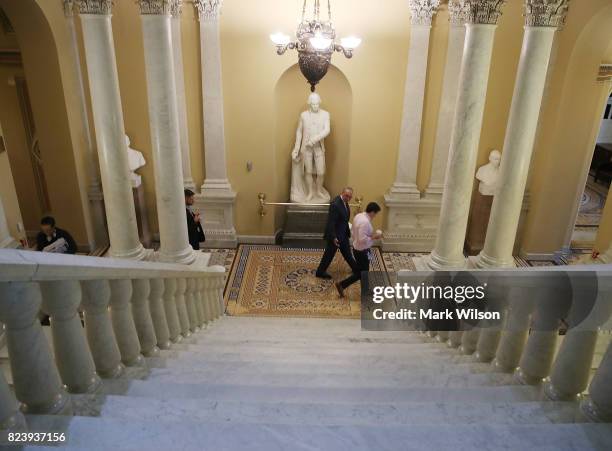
[170,0,183,17]
[194,0,222,22]
[75,0,113,15]
[462,0,506,25]
[137,0,172,15]
[598,64,612,82]
[525,0,569,28]
[407,0,440,26]
[448,0,469,26]
[63,0,75,17]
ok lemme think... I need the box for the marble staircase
[7,317,612,450]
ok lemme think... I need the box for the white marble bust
[290,93,331,203]
[126,134,146,188]
[475,149,501,196]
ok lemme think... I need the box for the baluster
[580,340,612,422]
[40,280,101,393]
[515,329,558,385]
[215,272,226,316]
[475,329,502,363]
[196,278,208,327]
[184,278,200,333]
[131,279,159,357]
[191,278,205,328]
[447,331,463,348]
[206,276,219,320]
[0,371,25,431]
[201,277,214,323]
[81,280,124,378]
[0,282,71,414]
[460,328,480,355]
[109,279,144,366]
[175,278,191,337]
[492,300,532,373]
[436,330,449,343]
[163,278,182,343]
[149,279,171,349]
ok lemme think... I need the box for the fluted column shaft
[428,0,505,270]
[139,3,195,265]
[170,1,195,191]
[477,7,565,267]
[41,280,101,394]
[0,282,71,414]
[427,1,467,195]
[76,2,146,260]
[389,1,439,198]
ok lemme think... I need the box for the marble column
[477,1,569,268]
[170,0,196,191]
[138,0,196,265]
[426,0,468,195]
[383,1,439,252]
[0,194,19,249]
[76,0,146,260]
[194,0,237,248]
[426,0,506,270]
[63,0,108,250]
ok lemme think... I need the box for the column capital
[137,0,172,15]
[462,0,506,25]
[170,0,183,17]
[75,0,113,15]
[63,0,75,17]
[525,0,569,28]
[448,0,469,26]
[407,0,440,26]
[194,0,222,22]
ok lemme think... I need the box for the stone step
[182,334,430,346]
[96,395,582,427]
[99,380,543,405]
[144,367,515,388]
[22,416,612,451]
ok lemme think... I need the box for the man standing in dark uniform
[185,189,205,250]
[316,187,359,282]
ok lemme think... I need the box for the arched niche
[274,64,353,217]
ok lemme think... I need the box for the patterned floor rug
[224,245,385,318]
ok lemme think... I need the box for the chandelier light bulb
[310,32,332,51]
[340,36,362,50]
[270,32,291,46]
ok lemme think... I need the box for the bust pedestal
[282,205,328,248]
[465,191,493,255]
[132,185,151,248]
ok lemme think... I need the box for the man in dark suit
[316,187,359,281]
[185,189,205,250]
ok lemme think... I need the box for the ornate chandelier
[270,0,361,92]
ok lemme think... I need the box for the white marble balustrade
[0,249,226,420]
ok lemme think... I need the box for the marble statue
[290,93,331,203]
[475,149,501,196]
[126,135,146,188]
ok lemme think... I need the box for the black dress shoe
[335,282,345,298]
[316,272,333,280]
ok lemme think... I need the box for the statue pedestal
[465,191,493,256]
[133,185,151,248]
[282,205,328,248]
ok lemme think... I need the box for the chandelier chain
[327,0,331,21]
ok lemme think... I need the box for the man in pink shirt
[335,202,382,298]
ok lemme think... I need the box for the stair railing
[0,249,226,432]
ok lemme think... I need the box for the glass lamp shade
[310,32,333,51]
[270,32,291,46]
[340,36,362,50]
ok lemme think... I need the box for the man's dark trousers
[316,237,359,279]
[339,249,369,295]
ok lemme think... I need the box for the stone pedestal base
[194,190,237,249]
[465,191,493,256]
[282,205,328,248]
[382,194,441,252]
[133,185,151,248]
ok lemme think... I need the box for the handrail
[257,192,363,217]
[0,249,224,283]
